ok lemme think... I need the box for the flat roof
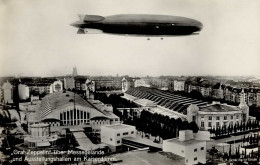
[165,138,204,146]
[73,132,101,151]
[110,150,184,165]
[31,123,49,127]
[103,124,134,130]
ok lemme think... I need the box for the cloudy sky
[0,0,260,77]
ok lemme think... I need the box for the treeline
[125,110,199,141]
[249,106,260,121]
[96,86,121,91]
[209,120,259,138]
[94,93,138,118]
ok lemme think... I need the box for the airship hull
[71,14,203,36]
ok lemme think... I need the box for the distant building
[246,88,260,106]
[134,79,150,88]
[1,81,13,104]
[101,124,136,152]
[86,79,95,92]
[163,130,209,165]
[18,84,30,100]
[72,67,78,77]
[122,77,134,92]
[199,80,212,98]
[93,77,122,91]
[64,77,75,90]
[212,83,224,100]
[50,80,63,93]
[173,80,185,91]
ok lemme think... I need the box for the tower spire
[72,67,77,77]
[239,88,247,108]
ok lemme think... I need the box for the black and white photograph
[0,0,260,164]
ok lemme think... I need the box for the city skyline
[1,0,260,77]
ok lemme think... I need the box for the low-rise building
[24,123,58,148]
[163,130,208,165]
[101,124,136,152]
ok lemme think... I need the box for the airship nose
[196,21,203,31]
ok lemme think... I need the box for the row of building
[0,77,97,103]
[174,77,260,107]
[122,76,260,107]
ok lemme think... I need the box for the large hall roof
[40,91,107,118]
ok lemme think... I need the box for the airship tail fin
[78,14,85,22]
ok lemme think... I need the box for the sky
[0,0,260,77]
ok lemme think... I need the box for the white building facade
[18,84,30,100]
[187,95,249,130]
[2,81,13,104]
[101,124,136,152]
[163,130,208,165]
[173,80,185,91]
[50,80,63,93]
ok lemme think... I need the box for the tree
[228,144,232,158]
[208,147,218,158]
[189,121,199,133]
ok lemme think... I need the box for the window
[194,157,197,161]
[117,133,120,136]
[201,147,204,150]
[194,149,197,152]
[201,121,204,128]
[110,138,112,141]
[192,116,196,122]
[208,116,212,120]
[117,140,120,144]
[182,150,184,153]
[216,122,220,128]
[201,116,204,119]
[131,131,134,134]
[231,116,233,119]
[224,116,227,120]
[216,116,220,120]
[236,115,239,119]
[186,159,188,163]
[123,132,129,135]
[208,122,212,127]
[243,114,246,122]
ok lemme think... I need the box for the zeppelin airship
[71,14,203,37]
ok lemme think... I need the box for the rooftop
[40,91,107,118]
[199,103,241,112]
[165,138,204,146]
[103,124,134,130]
[110,150,184,165]
[31,123,49,128]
